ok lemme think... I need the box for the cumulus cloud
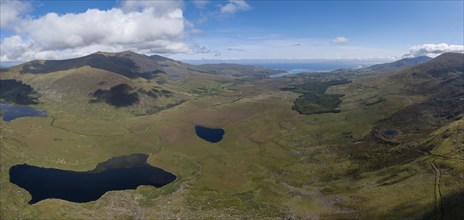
[403,43,464,57]
[332,36,349,44]
[0,0,30,28]
[0,0,199,62]
[220,0,250,14]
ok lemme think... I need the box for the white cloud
[0,0,31,28]
[0,35,32,61]
[403,43,464,57]
[332,36,349,44]
[220,0,250,14]
[0,0,199,62]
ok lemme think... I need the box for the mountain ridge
[331,55,433,75]
[5,50,282,80]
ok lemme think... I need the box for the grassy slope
[1,63,463,219]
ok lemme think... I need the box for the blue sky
[0,0,463,62]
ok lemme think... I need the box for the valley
[0,52,463,219]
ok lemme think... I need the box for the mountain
[1,51,193,110]
[6,51,280,80]
[331,56,432,75]
[15,51,186,80]
[347,52,464,171]
[365,56,432,74]
[0,51,281,112]
[388,53,464,98]
[396,53,463,78]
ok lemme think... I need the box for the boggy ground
[1,72,463,219]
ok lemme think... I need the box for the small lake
[384,129,400,136]
[195,125,225,143]
[269,69,312,78]
[9,154,176,204]
[0,103,47,122]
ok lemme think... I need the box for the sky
[0,0,463,63]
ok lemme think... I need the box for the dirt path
[49,117,129,137]
[430,161,444,220]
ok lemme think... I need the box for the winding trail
[430,161,444,220]
[50,117,129,137]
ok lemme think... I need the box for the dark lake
[0,103,47,122]
[9,154,176,204]
[195,125,225,143]
[384,129,400,136]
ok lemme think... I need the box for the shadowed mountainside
[364,56,432,74]
[389,53,464,98]
[90,84,140,107]
[347,53,464,171]
[0,79,39,104]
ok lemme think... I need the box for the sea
[184,59,388,78]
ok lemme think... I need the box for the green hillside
[1,52,463,219]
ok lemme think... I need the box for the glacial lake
[195,125,225,143]
[0,103,47,122]
[9,154,176,204]
[269,69,311,78]
[384,129,400,136]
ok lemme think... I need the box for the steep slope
[332,56,432,75]
[346,53,464,171]
[17,51,184,79]
[388,53,464,98]
[365,56,432,74]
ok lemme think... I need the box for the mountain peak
[434,52,464,60]
[403,52,464,77]
[13,50,186,80]
[94,50,142,57]
[332,55,433,75]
